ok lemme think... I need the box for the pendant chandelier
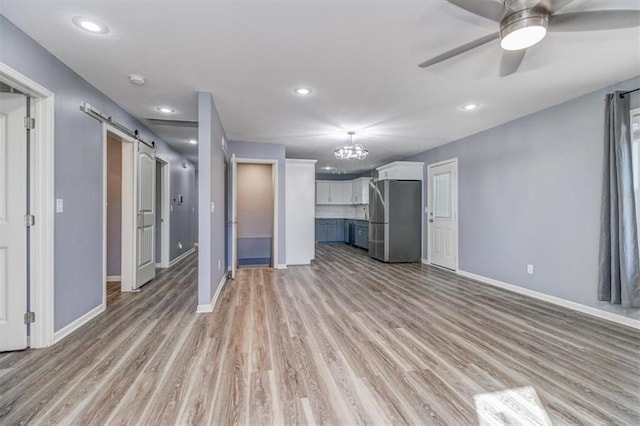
[334,131,368,160]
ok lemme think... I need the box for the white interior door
[0,93,28,351]
[135,141,156,288]
[428,160,458,270]
[231,154,238,279]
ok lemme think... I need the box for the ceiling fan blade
[549,10,640,32]
[418,32,500,68]
[500,49,526,77]
[446,0,506,22]
[536,0,576,14]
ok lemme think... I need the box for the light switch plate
[56,199,63,213]
[211,202,215,213]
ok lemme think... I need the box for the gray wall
[106,135,122,276]
[227,140,287,266]
[405,76,640,316]
[1,16,198,331]
[197,92,227,305]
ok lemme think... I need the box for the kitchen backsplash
[316,205,369,220]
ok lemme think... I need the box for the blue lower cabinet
[316,218,368,246]
[355,225,368,249]
[315,219,343,243]
[335,219,345,242]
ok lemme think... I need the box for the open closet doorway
[103,125,157,304]
[105,130,128,304]
[155,155,170,269]
[230,156,278,277]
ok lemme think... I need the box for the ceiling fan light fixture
[499,9,549,51]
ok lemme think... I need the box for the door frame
[155,154,170,269]
[0,63,55,348]
[426,157,459,271]
[233,158,279,271]
[102,124,136,303]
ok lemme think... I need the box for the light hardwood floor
[1,245,639,425]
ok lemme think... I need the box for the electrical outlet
[211,202,215,213]
[527,264,534,275]
[218,259,221,270]
[56,199,64,213]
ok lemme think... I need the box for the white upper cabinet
[316,181,331,204]
[317,181,345,204]
[377,161,424,181]
[316,178,371,205]
[341,181,352,204]
[352,177,372,205]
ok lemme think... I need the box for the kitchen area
[315,161,424,263]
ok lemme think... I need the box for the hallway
[1,246,639,424]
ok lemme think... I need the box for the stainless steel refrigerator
[368,179,422,262]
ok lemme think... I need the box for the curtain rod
[80,102,155,149]
[620,88,640,98]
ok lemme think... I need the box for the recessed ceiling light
[461,103,480,111]
[322,166,334,170]
[156,106,175,114]
[129,74,146,85]
[293,87,313,96]
[71,16,109,34]
[188,139,198,145]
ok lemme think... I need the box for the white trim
[106,275,121,282]
[103,125,137,299]
[426,157,459,271]
[155,154,171,268]
[457,270,640,331]
[235,158,280,270]
[421,258,430,265]
[169,247,196,267]
[0,63,56,349]
[275,264,288,270]
[196,273,228,313]
[285,158,317,165]
[53,303,105,344]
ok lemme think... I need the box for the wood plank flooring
[1,244,639,425]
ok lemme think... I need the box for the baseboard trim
[169,247,196,268]
[274,264,287,270]
[106,275,121,282]
[196,273,228,313]
[421,258,430,265]
[457,270,640,331]
[53,303,105,344]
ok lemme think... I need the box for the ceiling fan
[419,0,640,76]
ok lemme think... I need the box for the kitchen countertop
[315,218,369,223]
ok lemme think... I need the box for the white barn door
[135,141,156,288]
[0,93,28,351]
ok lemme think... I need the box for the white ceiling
[2,0,639,172]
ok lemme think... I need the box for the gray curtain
[598,92,640,308]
